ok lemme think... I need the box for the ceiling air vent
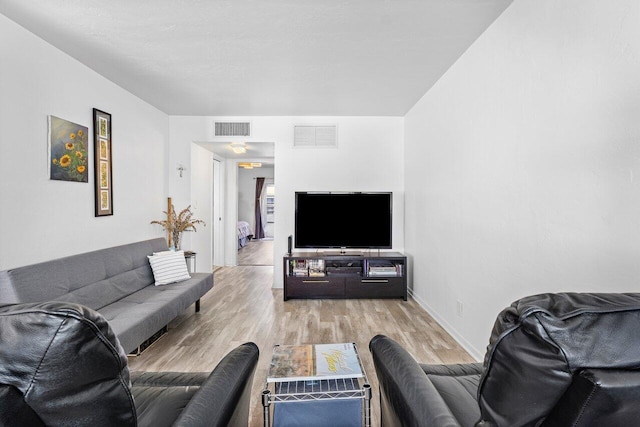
[214,121,251,137]
[293,124,338,147]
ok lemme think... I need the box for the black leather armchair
[0,301,259,426]
[370,293,640,427]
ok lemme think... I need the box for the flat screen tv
[295,192,392,249]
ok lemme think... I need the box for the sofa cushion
[477,293,640,427]
[0,302,136,426]
[131,372,209,427]
[98,272,213,353]
[420,363,483,427]
[0,238,168,308]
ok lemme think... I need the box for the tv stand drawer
[345,277,405,298]
[285,277,345,299]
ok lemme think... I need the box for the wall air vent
[293,124,338,147]
[214,122,251,137]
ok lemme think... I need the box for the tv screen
[295,192,392,249]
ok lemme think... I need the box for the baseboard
[408,288,483,362]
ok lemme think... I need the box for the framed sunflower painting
[49,116,89,183]
[93,109,113,216]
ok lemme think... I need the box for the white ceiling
[1,0,512,117]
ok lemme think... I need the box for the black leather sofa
[0,301,259,426]
[370,293,640,427]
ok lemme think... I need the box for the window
[265,184,275,223]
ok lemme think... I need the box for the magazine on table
[267,342,363,382]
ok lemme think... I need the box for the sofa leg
[195,299,201,313]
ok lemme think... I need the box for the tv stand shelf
[283,252,407,301]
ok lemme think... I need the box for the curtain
[254,177,266,239]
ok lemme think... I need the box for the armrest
[542,368,640,427]
[420,363,484,377]
[369,335,462,427]
[172,342,259,427]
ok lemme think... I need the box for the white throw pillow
[148,250,191,286]
[152,250,175,256]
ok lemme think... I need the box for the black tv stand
[283,252,407,301]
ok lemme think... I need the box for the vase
[172,231,181,250]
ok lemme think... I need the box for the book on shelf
[267,342,363,382]
[291,259,309,276]
[307,259,325,270]
[290,259,327,277]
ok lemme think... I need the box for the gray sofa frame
[0,238,213,354]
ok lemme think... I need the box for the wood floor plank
[128,248,475,426]
[238,239,274,266]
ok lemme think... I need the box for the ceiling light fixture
[239,162,262,169]
[230,142,247,154]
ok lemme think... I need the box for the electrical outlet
[456,300,464,317]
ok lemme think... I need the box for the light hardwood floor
[129,256,475,426]
[238,238,274,266]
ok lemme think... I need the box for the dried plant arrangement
[151,204,205,250]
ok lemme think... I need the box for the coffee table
[262,342,371,427]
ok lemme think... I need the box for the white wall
[404,0,640,359]
[167,117,226,270]
[0,14,168,270]
[170,116,405,286]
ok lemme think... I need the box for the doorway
[199,140,274,269]
[237,164,274,266]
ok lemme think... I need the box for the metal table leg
[262,389,271,427]
[363,383,372,427]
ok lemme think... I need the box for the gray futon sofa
[0,238,213,354]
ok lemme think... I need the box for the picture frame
[48,115,89,183]
[93,109,113,216]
